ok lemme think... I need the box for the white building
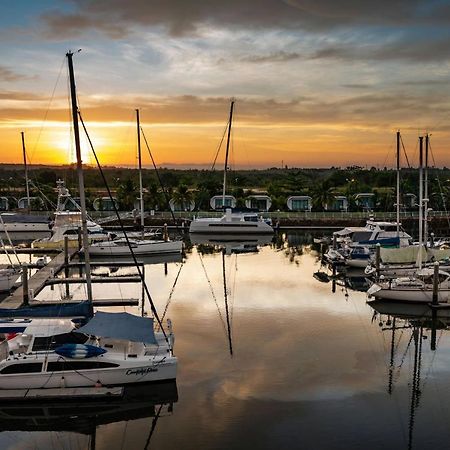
[210,195,236,210]
[287,196,312,212]
[245,195,272,212]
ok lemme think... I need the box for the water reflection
[3,232,450,449]
[0,380,177,449]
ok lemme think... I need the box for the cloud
[0,66,30,82]
[241,51,302,63]
[38,0,443,39]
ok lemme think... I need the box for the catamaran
[189,101,273,235]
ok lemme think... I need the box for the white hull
[346,259,369,268]
[189,220,273,234]
[369,287,450,303]
[88,240,182,256]
[0,359,177,390]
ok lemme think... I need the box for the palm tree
[116,178,137,210]
[171,184,193,211]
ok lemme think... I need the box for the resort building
[324,195,348,212]
[210,195,236,210]
[169,198,195,212]
[287,196,312,212]
[245,195,272,212]
[403,193,417,210]
[17,197,45,210]
[354,193,375,211]
[93,197,119,211]
[0,197,10,211]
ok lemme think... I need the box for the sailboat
[87,109,182,256]
[0,51,177,390]
[189,101,273,235]
[0,132,51,241]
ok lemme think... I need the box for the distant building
[18,197,45,210]
[210,195,236,210]
[325,195,348,212]
[287,196,312,212]
[0,197,10,211]
[354,193,375,211]
[93,197,118,211]
[403,193,417,210]
[245,195,272,212]
[169,198,195,212]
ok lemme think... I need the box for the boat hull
[189,221,273,234]
[87,240,183,256]
[0,359,177,390]
[369,287,450,303]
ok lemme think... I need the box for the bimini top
[75,311,158,344]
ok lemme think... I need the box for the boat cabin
[354,193,374,211]
[210,195,236,210]
[287,196,312,212]
[245,195,272,212]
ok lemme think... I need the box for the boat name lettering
[126,366,157,376]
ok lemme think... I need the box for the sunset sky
[2,1,450,168]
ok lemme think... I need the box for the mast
[21,131,31,212]
[424,134,429,247]
[396,131,400,238]
[418,136,424,269]
[222,100,235,209]
[136,109,145,238]
[66,51,93,304]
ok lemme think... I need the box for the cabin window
[1,362,43,374]
[244,216,258,222]
[47,361,119,371]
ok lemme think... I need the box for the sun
[50,127,92,165]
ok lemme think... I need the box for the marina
[3,2,450,448]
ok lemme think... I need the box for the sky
[2,0,450,168]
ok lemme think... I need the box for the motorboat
[32,180,112,249]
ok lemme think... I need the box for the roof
[75,311,158,344]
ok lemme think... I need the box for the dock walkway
[1,247,78,309]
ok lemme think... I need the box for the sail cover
[0,301,92,319]
[74,311,157,344]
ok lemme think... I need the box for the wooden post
[163,223,168,242]
[77,226,82,251]
[432,261,439,305]
[22,264,29,305]
[332,233,337,250]
[375,243,381,278]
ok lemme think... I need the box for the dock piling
[22,264,29,305]
[432,261,439,304]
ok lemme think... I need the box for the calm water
[2,231,450,449]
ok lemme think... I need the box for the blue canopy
[74,311,157,344]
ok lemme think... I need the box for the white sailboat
[87,109,183,256]
[0,51,177,390]
[189,101,273,235]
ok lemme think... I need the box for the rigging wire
[429,141,450,228]
[140,126,178,227]
[211,121,229,171]
[78,110,170,346]
[399,134,411,169]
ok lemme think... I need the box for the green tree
[117,178,137,210]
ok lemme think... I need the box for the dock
[0,386,124,401]
[1,247,78,309]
